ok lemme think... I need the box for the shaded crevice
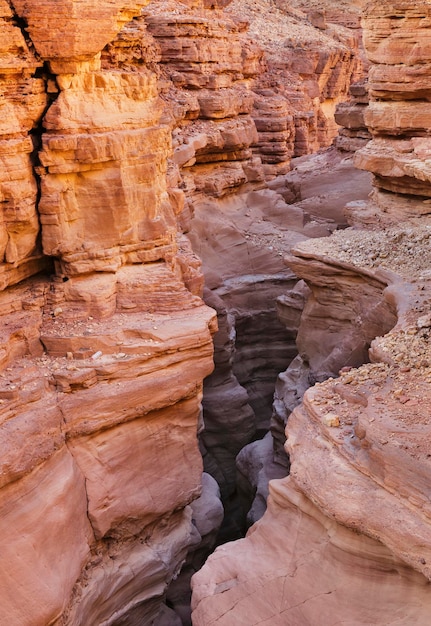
[6,1,62,272]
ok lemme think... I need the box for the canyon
[192,1,431,624]
[0,0,430,625]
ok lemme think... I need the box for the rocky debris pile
[226,0,366,165]
[294,217,431,279]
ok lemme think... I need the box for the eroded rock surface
[191,2,431,623]
[191,216,431,626]
[0,2,218,624]
[191,149,372,535]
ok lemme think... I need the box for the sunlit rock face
[334,79,371,152]
[353,0,431,226]
[0,2,49,286]
[0,2,218,624]
[191,2,431,623]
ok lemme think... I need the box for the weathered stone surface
[353,0,431,225]
[363,1,431,67]
[192,476,431,625]
[146,9,263,89]
[0,0,389,623]
[0,288,216,622]
[192,216,431,624]
[252,92,295,164]
[38,70,175,274]
[200,289,256,500]
[0,9,48,288]
[64,508,197,626]
[69,398,203,539]
[0,4,221,624]
[11,0,151,72]
[191,4,431,621]
[146,0,266,201]
[225,0,365,168]
[0,448,92,626]
[189,148,373,540]
[334,79,371,152]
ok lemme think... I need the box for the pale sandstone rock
[0,4,220,624]
[11,0,152,72]
[351,0,431,225]
[369,62,431,100]
[192,219,431,624]
[64,509,196,626]
[286,249,397,382]
[0,1,382,625]
[252,92,295,165]
[0,448,92,626]
[0,10,47,287]
[146,0,265,200]
[68,397,204,539]
[192,476,431,625]
[38,72,175,274]
[191,2,431,612]
[365,100,431,136]
[191,149,372,535]
[334,79,371,152]
[226,0,365,164]
[146,10,263,89]
[363,1,431,67]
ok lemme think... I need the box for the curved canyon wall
[192,1,431,624]
[161,0,367,539]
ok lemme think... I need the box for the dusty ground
[226,0,364,51]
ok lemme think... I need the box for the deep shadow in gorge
[163,143,399,625]
[189,148,376,546]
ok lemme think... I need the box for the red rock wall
[353,0,431,225]
[191,2,431,623]
[0,2,217,624]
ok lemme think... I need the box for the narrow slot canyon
[2,1,431,625]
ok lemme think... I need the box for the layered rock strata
[0,2,49,287]
[334,79,371,152]
[352,0,431,226]
[137,0,370,539]
[191,2,431,623]
[190,150,372,535]
[0,2,219,624]
[191,218,431,626]
[226,0,366,170]
[145,0,265,200]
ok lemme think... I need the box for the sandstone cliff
[0,2,218,624]
[191,1,431,623]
